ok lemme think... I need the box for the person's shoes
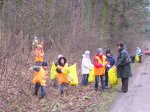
[102,89,106,92]
[61,93,64,97]
[53,86,58,89]
[61,91,64,95]
[39,97,44,99]
[95,88,98,92]
[34,93,38,96]
[122,90,128,93]
[81,83,86,86]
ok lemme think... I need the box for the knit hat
[96,48,103,55]
[42,62,48,66]
[82,50,90,57]
[36,63,41,66]
[58,55,63,59]
[85,50,90,55]
[106,50,111,54]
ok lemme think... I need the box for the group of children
[30,37,116,99]
[81,48,115,91]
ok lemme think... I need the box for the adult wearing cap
[116,42,132,93]
[30,61,48,98]
[93,48,107,91]
[81,50,93,85]
[34,45,44,65]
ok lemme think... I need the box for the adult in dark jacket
[116,42,132,93]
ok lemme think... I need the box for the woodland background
[0,0,150,112]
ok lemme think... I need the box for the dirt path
[109,56,150,112]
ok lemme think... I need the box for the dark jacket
[116,48,132,78]
[106,55,115,71]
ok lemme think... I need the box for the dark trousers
[139,55,142,63]
[81,74,89,85]
[95,75,105,91]
[130,55,135,63]
[121,78,128,92]
[53,78,58,88]
[105,71,108,87]
[35,83,46,98]
[60,83,69,95]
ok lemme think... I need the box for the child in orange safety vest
[93,48,107,92]
[34,45,44,66]
[30,61,48,99]
[56,57,69,95]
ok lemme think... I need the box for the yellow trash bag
[88,67,95,83]
[135,55,140,63]
[108,66,118,87]
[62,63,69,75]
[67,63,79,86]
[50,62,57,80]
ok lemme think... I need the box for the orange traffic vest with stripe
[57,64,69,85]
[34,49,44,63]
[94,55,107,76]
[32,67,48,86]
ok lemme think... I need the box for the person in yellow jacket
[34,45,44,65]
[30,62,48,99]
[93,48,107,92]
[56,56,69,95]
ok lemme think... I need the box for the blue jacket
[106,55,115,72]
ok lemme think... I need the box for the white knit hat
[58,55,63,59]
[84,50,90,55]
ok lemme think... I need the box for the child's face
[98,52,103,56]
[61,59,65,64]
[107,53,111,57]
[118,46,121,49]
[43,66,48,70]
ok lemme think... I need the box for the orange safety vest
[94,55,107,76]
[34,49,44,63]
[32,71,38,84]
[32,67,48,86]
[57,64,69,85]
